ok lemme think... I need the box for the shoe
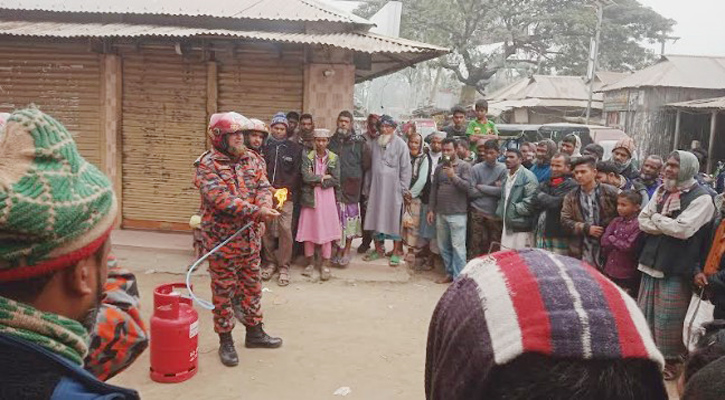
[245,324,283,348]
[320,261,332,281]
[302,265,314,277]
[218,332,239,367]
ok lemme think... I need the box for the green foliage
[355,0,675,91]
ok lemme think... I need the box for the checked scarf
[0,295,88,366]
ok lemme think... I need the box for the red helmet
[208,112,250,149]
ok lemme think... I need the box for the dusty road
[108,243,447,400]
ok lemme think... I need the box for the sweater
[601,216,643,280]
[429,160,471,215]
[468,161,506,215]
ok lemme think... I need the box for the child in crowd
[600,190,644,296]
[296,129,341,281]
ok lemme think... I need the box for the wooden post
[100,54,123,228]
[673,109,682,151]
[206,61,218,150]
[708,110,718,173]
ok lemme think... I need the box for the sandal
[363,250,383,262]
[277,266,290,287]
[338,253,351,268]
[389,254,402,267]
[302,265,314,277]
[261,264,276,281]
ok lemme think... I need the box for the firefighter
[194,112,283,367]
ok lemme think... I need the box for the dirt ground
[106,234,680,400]
[108,244,447,400]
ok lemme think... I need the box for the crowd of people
[5,99,725,399]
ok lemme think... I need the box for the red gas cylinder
[150,283,199,383]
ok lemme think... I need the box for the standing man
[611,137,639,180]
[442,105,468,138]
[244,118,269,154]
[466,99,498,145]
[364,115,412,266]
[417,131,446,268]
[533,153,578,254]
[559,134,582,157]
[596,160,650,207]
[560,156,619,269]
[530,139,557,183]
[638,150,715,380]
[0,109,139,398]
[427,138,471,282]
[467,139,506,258]
[357,114,380,254]
[285,111,300,139]
[261,112,302,287]
[329,110,367,267]
[497,149,538,250]
[456,137,475,164]
[293,113,315,151]
[635,155,664,199]
[195,112,283,367]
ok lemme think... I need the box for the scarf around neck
[0,295,89,365]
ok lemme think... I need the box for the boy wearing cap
[0,108,139,398]
[261,112,302,286]
[195,112,283,367]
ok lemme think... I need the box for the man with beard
[559,133,582,157]
[329,110,368,267]
[611,137,639,180]
[0,108,139,398]
[358,113,380,254]
[244,117,270,154]
[530,139,557,183]
[442,105,468,138]
[364,115,412,266]
[635,155,664,199]
[467,139,506,258]
[455,137,475,164]
[417,131,446,268]
[195,112,283,367]
[261,113,302,287]
[638,150,715,381]
[532,153,578,255]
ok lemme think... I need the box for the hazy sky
[324,0,725,56]
[638,0,725,56]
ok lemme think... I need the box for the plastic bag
[402,210,414,229]
[683,292,715,351]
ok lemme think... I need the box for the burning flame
[274,188,289,210]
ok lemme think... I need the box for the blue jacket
[0,333,140,400]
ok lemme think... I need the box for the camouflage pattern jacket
[194,149,272,254]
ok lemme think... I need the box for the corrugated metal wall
[217,45,304,121]
[120,48,207,228]
[0,41,102,166]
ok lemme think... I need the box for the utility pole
[585,0,604,125]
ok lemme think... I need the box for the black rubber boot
[245,324,283,349]
[218,332,239,367]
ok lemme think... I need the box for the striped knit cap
[425,249,664,400]
[0,108,117,282]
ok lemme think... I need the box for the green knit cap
[0,108,118,281]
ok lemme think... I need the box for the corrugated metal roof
[488,98,602,116]
[489,75,602,102]
[666,96,725,111]
[601,55,725,92]
[0,0,372,25]
[0,20,447,54]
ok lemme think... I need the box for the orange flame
[274,188,289,210]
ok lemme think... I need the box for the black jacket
[328,131,369,204]
[262,138,303,202]
[533,175,578,238]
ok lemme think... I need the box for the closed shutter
[0,41,102,166]
[218,45,304,120]
[121,48,207,230]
